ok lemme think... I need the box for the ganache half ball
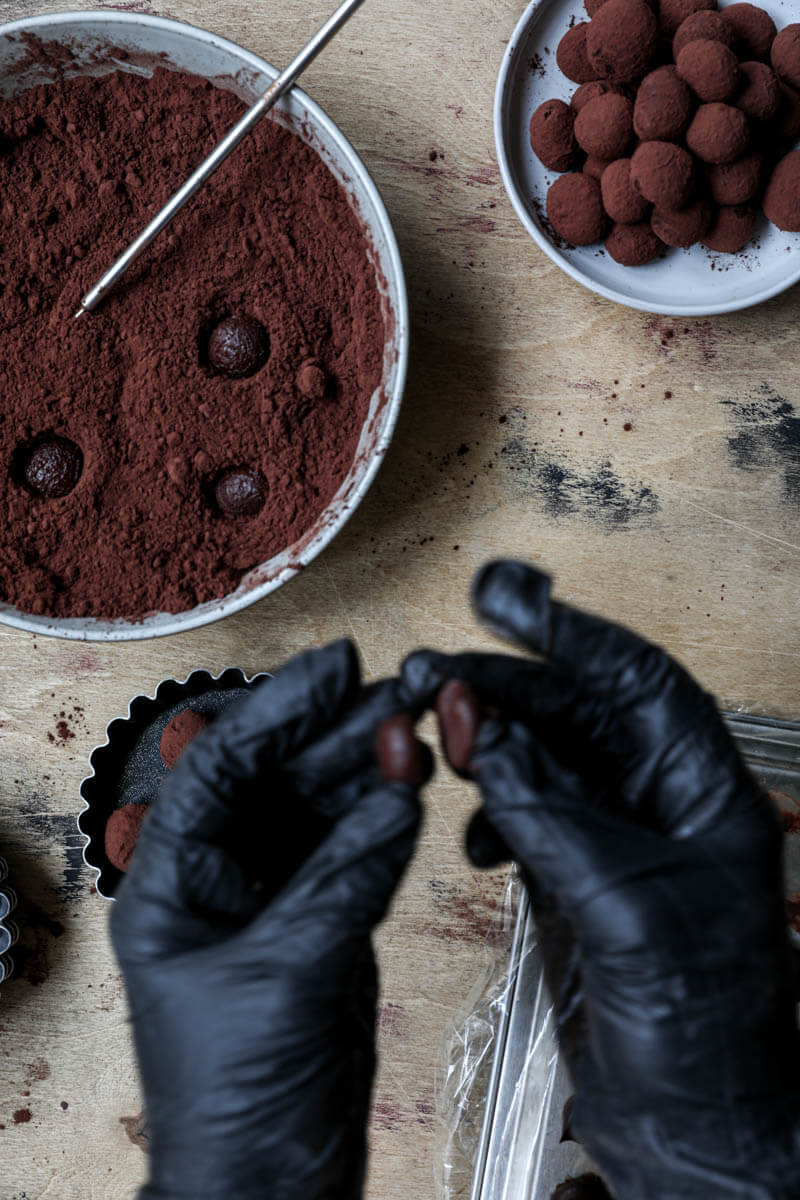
[23,437,83,498]
[546,173,608,244]
[586,0,659,83]
[208,315,269,378]
[214,467,268,517]
[763,149,800,230]
[634,65,694,139]
[686,102,749,163]
[630,139,694,206]
[574,92,634,159]
[530,99,578,171]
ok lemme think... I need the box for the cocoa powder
[0,65,385,618]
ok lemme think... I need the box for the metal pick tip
[73,305,87,320]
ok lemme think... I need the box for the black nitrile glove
[111,640,424,1200]
[403,561,800,1200]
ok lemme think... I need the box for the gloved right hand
[404,560,800,1200]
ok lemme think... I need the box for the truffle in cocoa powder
[586,0,659,83]
[574,91,634,158]
[530,99,578,171]
[105,804,149,873]
[631,139,694,206]
[606,220,663,263]
[651,194,714,245]
[701,202,757,250]
[676,40,740,102]
[208,315,269,378]
[771,24,800,89]
[601,157,651,220]
[707,151,762,203]
[736,60,780,119]
[546,173,609,243]
[296,360,328,401]
[22,438,83,499]
[557,23,599,83]
[763,148,800,229]
[160,708,209,769]
[686,101,750,163]
[214,467,268,518]
[633,65,694,140]
[722,3,777,60]
[673,10,737,56]
[658,0,715,38]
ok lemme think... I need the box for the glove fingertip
[466,808,511,869]
[471,560,552,653]
[401,649,451,704]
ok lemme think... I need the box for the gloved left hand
[111,640,425,1200]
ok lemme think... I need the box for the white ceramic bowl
[0,12,408,640]
[495,0,800,315]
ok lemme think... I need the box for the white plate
[494,0,800,314]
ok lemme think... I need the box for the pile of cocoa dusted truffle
[529,0,800,264]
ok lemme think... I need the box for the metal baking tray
[471,713,800,1200]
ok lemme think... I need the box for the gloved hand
[403,561,800,1200]
[111,640,425,1200]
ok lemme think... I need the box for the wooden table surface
[1,0,799,1196]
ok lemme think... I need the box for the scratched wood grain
[0,0,799,1196]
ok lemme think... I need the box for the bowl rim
[493,0,800,317]
[0,10,409,641]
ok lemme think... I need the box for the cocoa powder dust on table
[0,65,386,619]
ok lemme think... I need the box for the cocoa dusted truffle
[634,65,694,139]
[735,60,780,119]
[557,23,598,84]
[722,3,776,60]
[296,359,328,401]
[673,10,736,56]
[208,314,269,378]
[763,149,800,229]
[776,81,800,139]
[214,467,268,517]
[574,92,634,158]
[707,152,762,202]
[606,219,663,262]
[586,0,608,15]
[571,80,622,112]
[601,157,651,220]
[22,437,83,498]
[658,0,715,39]
[686,101,749,162]
[530,99,578,171]
[702,203,757,250]
[587,0,659,83]
[160,708,209,769]
[105,804,149,873]
[651,194,714,244]
[676,40,739,102]
[583,154,614,178]
[771,24,800,89]
[631,139,694,206]
[546,173,608,243]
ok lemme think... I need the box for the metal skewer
[74,0,366,319]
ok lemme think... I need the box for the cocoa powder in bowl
[0,66,386,620]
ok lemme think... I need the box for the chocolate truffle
[771,25,800,89]
[557,23,599,84]
[763,149,800,230]
[375,713,431,787]
[707,151,762,202]
[583,154,615,178]
[214,467,268,517]
[601,157,652,220]
[587,0,659,83]
[208,315,269,378]
[702,202,757,250]
[436,679,481,773]
[296,360,328,401]
[546,173,608,243]
[634,64,695,138]
[735,60,780,119]
[606,220,663,262]
[530,99,578,171]
[676,40,740,102]
[22,437,83,498]
[574,92,634,158]
[551,1175,613,1200]
[673,10,736,56]
[651,194,714,244]
[775,81,800,139]
[570,80,621,113]
[686,101,750,162]
[631,139,694,206]
[658,0,715,39]
[722,3,776,60]
[105,804,149,873]
[160,708,209,769]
